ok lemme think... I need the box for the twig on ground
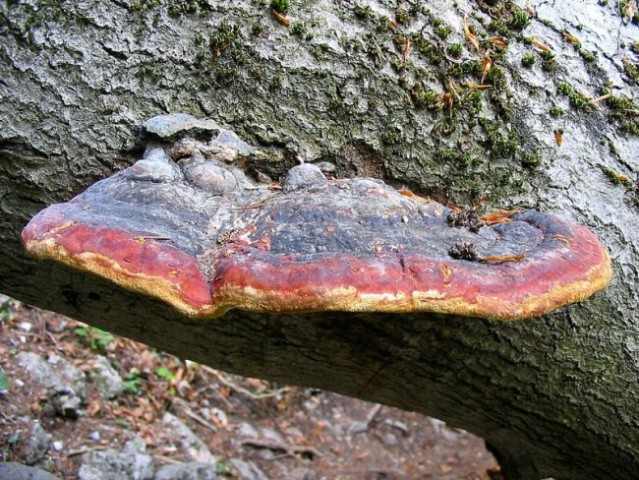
[201,365,289,399]
[172,397,217,433]
[241,438,322,459]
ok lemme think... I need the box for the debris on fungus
[22,115,612,321]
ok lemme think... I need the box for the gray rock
[153,462,218,480]
[312,161,337,173]
[228,459,267,480]
[237,422,258,439]
[182,161,238,195]
[24,421,51,465]
[288,468,318,480]
[15,352,86,418]
[0,462,60,480]
[126,148,183,183]
[161,413,216,465]
[144,114,220,141]
[89,356,124,400]
[78,449,154,480]
[213,129,254,157]
[123,435,148,454]
[282,164,327,193]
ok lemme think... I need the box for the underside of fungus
[22,115,612,321]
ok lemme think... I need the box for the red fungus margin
[21,116,612,320]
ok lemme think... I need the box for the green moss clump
[291,22,312,40]
[447,43,463,57]
[608,95,639,133]
[459,88,484,116]
[509,7,531,30]
[488,19,511,37]
[624,59,639,82]
[434,26,452,39]
[251,22,265,36]
[432,18,453,39]
[540,51,558,72]
[168,0,211,16]
[485,66,506,88]
[557,82,592,111]
[136,64,161,83]
[521,151,542,169]
[270,0,289,14]
[479,117,519,159]
[410,83,441,110]
[447,60,482,78]
[210,21,239,58]
[434,148,476,169]
[631,41,639,54]
[354,5,372,19]
[395,7,410,24]
[410,33,444,64]
[131,0,161,12]
[550,105,565,117]
[579,49,597,62]
[521,53,536,67]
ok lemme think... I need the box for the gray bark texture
[1,1,638,479]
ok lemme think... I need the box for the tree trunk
[1,1,638,478]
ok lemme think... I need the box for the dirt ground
[0,300,501,479]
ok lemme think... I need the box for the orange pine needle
[480,209,520,225]
[443,92,454,113]
[589,92,613,107]
[531,36,551,52]
[481,53,492,84]
[402,39,412,63]
[467,82,491,90]
[489,36,507,48]
[554,129,564,147]
[562,32,581,46]
[272,9,290,26]
[463,14,480,51]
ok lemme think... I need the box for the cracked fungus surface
[22,117,612,320]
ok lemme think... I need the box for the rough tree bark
[1,1,638,479]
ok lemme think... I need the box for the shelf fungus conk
[22,116,612,320]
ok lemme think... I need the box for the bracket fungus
[22,115,612,321]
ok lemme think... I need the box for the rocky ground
[0,296,500,480]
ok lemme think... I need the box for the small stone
[16,352,87,418]
[45,315,67,333]
[283,164,327,193]
[182,162,238,195]
[24,422,51,465]
[154,462,218,480]
[127,148,183,183]
[0,462,60,480]
[89,431,101,441]
[51,441,63,452]
[123,435,147,454]
[78,449,154,480]
[144,114,220,141]
[312,161,337,173]
[237,422,258,438]
[229,459,268,480]
[90,356,124,400]
[161,413,216,465]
